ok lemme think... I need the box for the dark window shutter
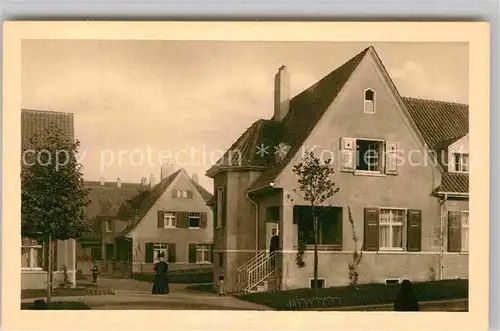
[213,190,218,229]
[293,206,298,224]
[145,243,154,263]
[448,211,462,252]
[157,210,165,228]
[200,212,207,229]
[209,244,213,262]
[364,208,379,251]
[187,190,194,198]
[407,209,422,252]
[167,243,176,263]
[222,187,227,227]
[172,189,177,197]
[188,243,197,263]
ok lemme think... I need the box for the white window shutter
[340,137,356,172]
[385,141,399,175]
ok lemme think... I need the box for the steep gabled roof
[122,169,214,234]
[436,172,469,194]
[402,97,469,151]
[247,47,370,191]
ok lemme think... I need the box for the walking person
[394,279,420,311]
[152,252,169,295]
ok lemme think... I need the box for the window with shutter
[157,210,165,228]
[187,190,194,198]
[385,142,399,175]
[379,209,405,249]
[188,243,197,263]
[364,208,379,251]
[340,137,356,172]
[196,244,210,263]
[172,189,177,198]
[406,209,422,251]
[167,243,176,263]
[200,212,207,228]
[145,243,154,263]
[222,187,227,227]
[447,211,462,252]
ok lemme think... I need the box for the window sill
[304,244,342,251]
[21,268,44,273]
[188,227,202,230]
[377,248,405,253]
[354,171,386,177]
[163,226,177,229]
[196,261,212,264]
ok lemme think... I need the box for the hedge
[238,279,468,310]
[132,269,213,284]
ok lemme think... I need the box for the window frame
[153,243,168,263]
[21,240,43,271]
[164,211,177,228]
[196,244,211,263]
[182,190,188,198]
[105,220,112,233]
[216,187,223,229]
[188,212,201,228]
[355,138,385,174]
[309,278,326,289]
[461,211,469,252]
[363,88,376,114]
[452,153,469,173]
[176,190,182,198]
[378,207,407,251]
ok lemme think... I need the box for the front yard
[237,279,468,310]
[21,281,115,299]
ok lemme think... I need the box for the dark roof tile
[437,172,469,194]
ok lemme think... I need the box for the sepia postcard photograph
[2,22,490,331]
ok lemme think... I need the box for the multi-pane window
[196,244,211,263]
[356,139,384,172]
[379,209,405,249]
[189,212,201,228]
[216,188,223,228]
[364,89,375,113]
[153,243,168,263]
[21,238,43,270]
[105,220,112,233]
[461,211,469,252]
[176,190,182,198]
[453,153,469,173]
[164,211,176,228]
[182,190,188,198]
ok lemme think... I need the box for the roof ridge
[22,108,74,115]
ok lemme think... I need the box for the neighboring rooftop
[21,109,75,149]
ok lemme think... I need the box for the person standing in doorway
[269,228,279,269]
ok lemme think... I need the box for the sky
[22,41,469,192]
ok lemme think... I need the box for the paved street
[22,277,272,310]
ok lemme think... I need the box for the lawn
[237,279,468,310]
[21,283,115,299]
[21,301,91,310]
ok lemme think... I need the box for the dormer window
[364,89,375,113]
[452,153,469,173]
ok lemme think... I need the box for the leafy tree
[292,150,339,291]
[21,125,90,303]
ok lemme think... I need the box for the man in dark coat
[152,252,169,295]
[269,228,279,268]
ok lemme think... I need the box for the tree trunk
[312,206,319,292]
[47,234,53,305]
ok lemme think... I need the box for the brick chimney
[191,173,199,184]
[117,177,122,188]
[273,65,290,121]
[149,174,157,188]
[161,162,174,180]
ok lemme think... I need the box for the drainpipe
[246,192,259,257]
[439,193,448,280]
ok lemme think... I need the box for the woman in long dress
[152,252,169,295]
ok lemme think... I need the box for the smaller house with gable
[79,165,213,276]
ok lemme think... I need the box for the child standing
[218,275,226,296]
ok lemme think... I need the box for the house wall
[129,172,213,273]
[272,53,465,288]
[21,239,76,290]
